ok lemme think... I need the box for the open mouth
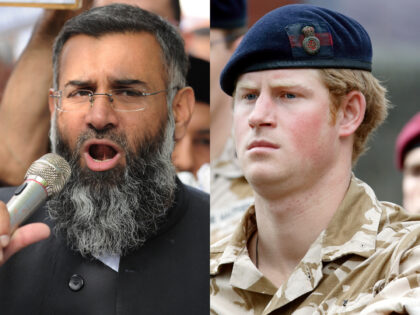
[82,139,123,171]
[89,144,118,161]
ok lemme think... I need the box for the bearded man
[0,4,209,314]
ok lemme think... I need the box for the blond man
[211,4,420,314]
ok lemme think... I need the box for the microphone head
[25,153,71,197]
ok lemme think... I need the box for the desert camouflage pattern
[210,176,420,314]
[211,136,254,243]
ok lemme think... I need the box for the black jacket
[0,179,209,315]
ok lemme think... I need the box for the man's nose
[84,94,119,131]
[247,95,277,129]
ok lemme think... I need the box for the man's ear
[338,90,366,137]
[172,87,195,141]
[48,89,56,119]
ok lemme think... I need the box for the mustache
[76,128,129,152]
[58,127,131,169]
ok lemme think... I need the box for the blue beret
[211,0,247,29]
[220,4,372,96]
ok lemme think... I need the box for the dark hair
[171,0,181,24]
[52,3,188,95]
[187,56,209,104]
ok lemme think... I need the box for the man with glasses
[0,4,208,314]
[0,0,181,187]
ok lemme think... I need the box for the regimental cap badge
[302,26,320,55]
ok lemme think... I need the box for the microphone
[7,153,71,233]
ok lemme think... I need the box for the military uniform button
[68,274,84,292]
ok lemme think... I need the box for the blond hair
[319,69,390,164]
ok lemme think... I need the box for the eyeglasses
[51,87,174,112]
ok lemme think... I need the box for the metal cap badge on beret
[220,4,373,96]
[395,112,420,170]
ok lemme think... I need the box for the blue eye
[284,93,296,99]
[243,93,258,101]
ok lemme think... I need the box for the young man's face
[233,69,341,192]
[403,147,420,213]
[50,32,169,172]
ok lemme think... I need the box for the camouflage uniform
[211,136,254,243]
[210,176,420,314]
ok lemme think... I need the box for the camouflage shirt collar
[321,175,382,260]
[210,205,257,274]
[210,175,383,275]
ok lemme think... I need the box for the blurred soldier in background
[173,56,210,192]
[210,0,253,243]
[396,112,420,213]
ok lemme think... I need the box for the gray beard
[47,115,176,257]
